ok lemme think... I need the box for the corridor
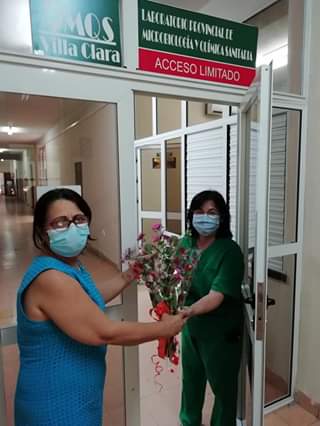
[0,196,35,326]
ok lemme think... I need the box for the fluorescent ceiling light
[256,44,288,70]
[0,148,8,153]
[21,94,30,103]
[0,126,22,135]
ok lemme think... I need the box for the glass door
[136,142,163,240]
[238,64,273,426]
[136,138,185,238]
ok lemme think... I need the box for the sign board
[36,186,82,201]
[30,0,122,67]
[138,0,258,87]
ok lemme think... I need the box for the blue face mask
[47,223,90,258]
[192,214,220,237]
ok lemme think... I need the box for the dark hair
[187,190,233,240]
[33,188,92,249]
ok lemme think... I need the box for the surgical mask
[47,223,90,258]
[192,214,220,237]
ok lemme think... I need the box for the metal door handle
[244,296,255,309]
[267,297,276,308]
[244,296,276,309]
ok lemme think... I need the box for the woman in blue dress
[15,188,186,426]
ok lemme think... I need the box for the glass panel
[0,342,125,426]
[0,0,33,55]
[265,254,296,405]
[247,101,259,294]
[141,147,161,212]
[165,138,182,235]
[157,97,181,134]
[142,218,162,243]
[187,101,221,126]
[134,94,153,140]
[268,108,301,247]
[166,219,181,235]
[246,0,304,95]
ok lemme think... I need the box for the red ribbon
[152,301,170,319]
[157,337,168,359]
[149,301,180,366]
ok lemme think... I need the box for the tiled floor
[265,404,320,426]
[0,196,319,426]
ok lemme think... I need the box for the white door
[136,138,185,238]
[136,142,163,238]
[238,64,273,426]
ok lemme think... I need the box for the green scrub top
[180,235,244,338]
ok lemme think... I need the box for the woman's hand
[181,291,224,318]
[160,312,187,337]
[180,306,194,319]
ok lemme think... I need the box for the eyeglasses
[193,211,219,217]
[48,214,89,230]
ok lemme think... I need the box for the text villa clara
[36,12,121,64]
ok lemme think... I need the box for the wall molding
[294,390,320,419]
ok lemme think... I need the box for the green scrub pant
[179,324,242,426]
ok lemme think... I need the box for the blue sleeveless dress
[15,256,107,426]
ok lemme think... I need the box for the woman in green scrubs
[180,190,244,426]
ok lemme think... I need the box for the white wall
[296,0,320,403]
[41,103,121,266]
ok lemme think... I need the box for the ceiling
[155,0,278,22]
[0,93,95,145]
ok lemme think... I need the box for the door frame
[263,93,307,415]
[0,42,306,425]
[237,81,307,425]
[239,65,274,426]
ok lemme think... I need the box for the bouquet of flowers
[124,223,199,368]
